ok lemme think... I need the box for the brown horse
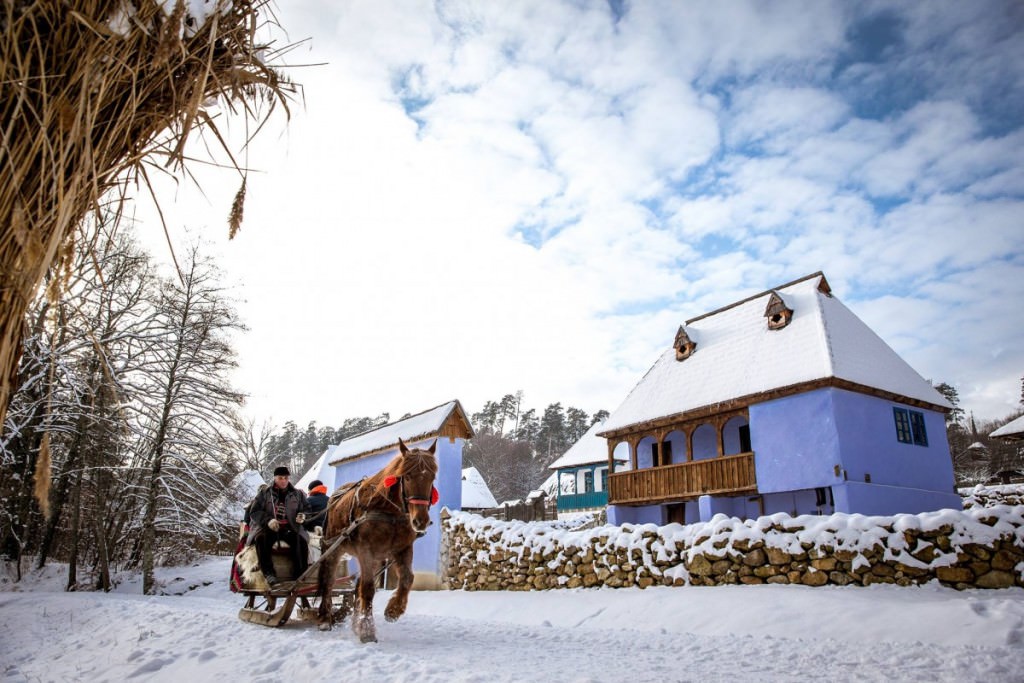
[316,437,439,642]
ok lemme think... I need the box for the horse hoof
[359,633,377,643]
[318,622,332,632]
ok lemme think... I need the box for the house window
[893,408,928,446]
[662,441,673,465]
[583,470,594,493]
[600,468,608,491]
[739,425,751,453]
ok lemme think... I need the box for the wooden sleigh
[234,513,381,628]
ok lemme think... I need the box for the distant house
[598,272,961,526]
[461,467,498,512]
[547,420,628,516]
[301,400,474,588]
[990,415,1024,442]
[988,415,1024,484]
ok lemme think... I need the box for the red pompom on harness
[383,475,399,488]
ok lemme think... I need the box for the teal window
[583,470,594,493]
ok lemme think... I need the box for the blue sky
[154,1,1023,426]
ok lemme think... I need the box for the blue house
[598,272,961,526]
[548,420,628,516]
[298,400,474,588]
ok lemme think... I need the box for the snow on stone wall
[442,487,1024,591]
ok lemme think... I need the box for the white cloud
[126,1,1023,428]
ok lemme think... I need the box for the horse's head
[386,437,439,536]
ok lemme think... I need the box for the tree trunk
[66,468,83,592]
[93,512,111,592]
[141,452,161,595]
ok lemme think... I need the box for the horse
[316,437,439,642]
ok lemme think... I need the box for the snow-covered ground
[2,555,1023,682]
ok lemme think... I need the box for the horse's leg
[316,551,337,631]
[352,552,378,643]
[384,545,413,622]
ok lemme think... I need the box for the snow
[601,274,951,433]
[991,414,1024,439]
[2,555,1023,682]
[461,467,498,509]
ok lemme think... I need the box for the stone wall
[442,504,1024,591]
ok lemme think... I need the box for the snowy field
[2,556,1023,682]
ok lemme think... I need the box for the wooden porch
[608,452,757,505]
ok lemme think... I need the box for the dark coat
[246,483,310,545]
[305,492,329,530]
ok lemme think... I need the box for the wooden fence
[476,495,558,522]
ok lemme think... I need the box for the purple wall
[830,389,955,491]
[833,481,962,516]
[607,504,664,525]
[692,424,717,460]
[749,389,842,493]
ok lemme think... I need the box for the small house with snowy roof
[461,467,498,512]
[302,400,474,588]
[990,415,1024,442]
[547,419,628,516]
[598,272,961,526]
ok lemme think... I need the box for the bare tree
[135,246,244,594]
[228,414,277,474]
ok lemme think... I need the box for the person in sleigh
[243,466,311,585]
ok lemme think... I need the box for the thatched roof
[0,1,294,480]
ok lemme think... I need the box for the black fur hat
[273,466,290,477]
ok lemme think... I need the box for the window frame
[893,407,913,444]
[893,407,928,447]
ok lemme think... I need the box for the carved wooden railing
[608,452,757,505]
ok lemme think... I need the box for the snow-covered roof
[538,471,558,497]
[461,467,498,509]
[991,414,1024,440]
[548,420,624,469]
[328,400,474,466]
[601,273,952,434]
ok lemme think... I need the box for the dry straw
[0,0,295,501]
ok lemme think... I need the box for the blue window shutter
[909,411,928,447]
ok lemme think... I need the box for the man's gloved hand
[295,513,306,524]
[268,519,280,532]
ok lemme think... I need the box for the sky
[139,0,1024,428]
[2,524,1023,680]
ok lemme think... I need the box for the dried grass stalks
[0,0,294,497]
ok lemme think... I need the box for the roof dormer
[673,325,697,361]
[764,291,793,330]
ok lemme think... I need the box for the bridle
[381,465,438,536]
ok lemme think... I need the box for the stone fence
[441,504,1024,591]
